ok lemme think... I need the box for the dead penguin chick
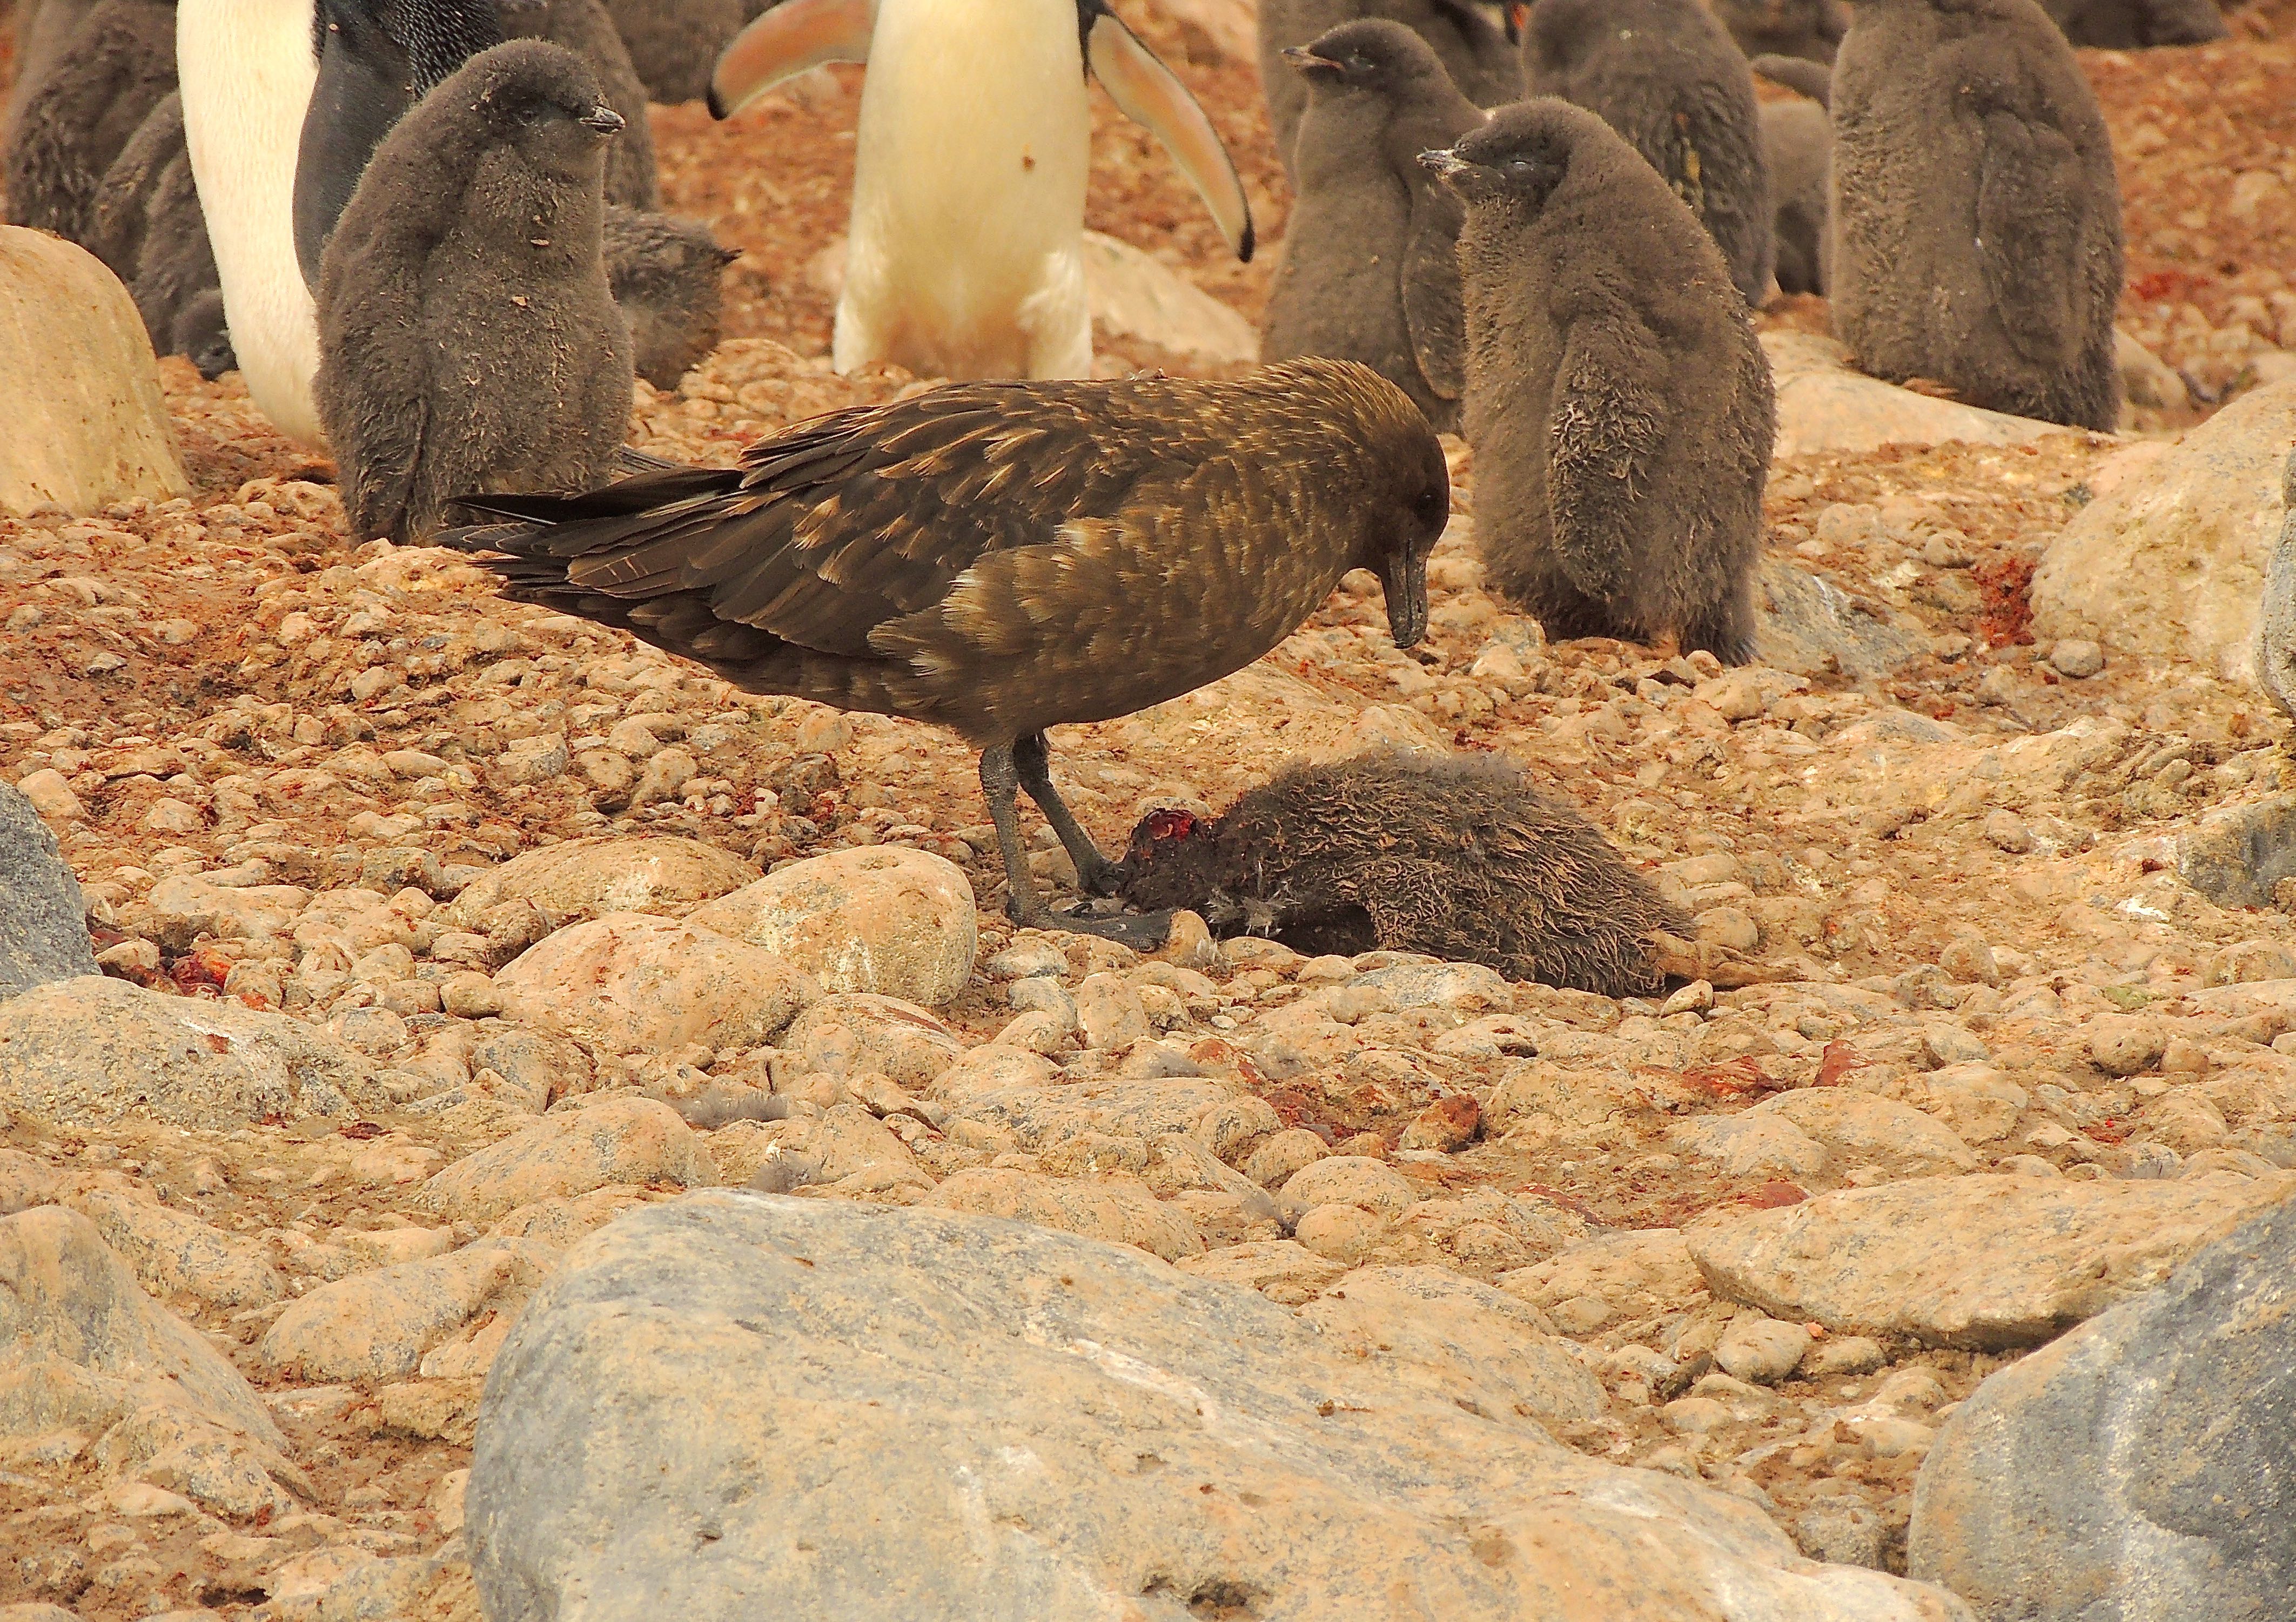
[1520,0,1775,307]
[1261,19,1485,433]
[602,205,740,389]
[2,0,177,240]
[1115,750,1688,997]
[315,40,635,544]
[440,359,1449,948]
[1831,0,2123,429]
[1425,99,1774,664]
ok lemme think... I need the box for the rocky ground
[2,4,2294,1619]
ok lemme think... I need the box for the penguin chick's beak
[579,104,625,134]
[1281,45,1343,77]
[1418,148,1468,180]
[1382,549,1428,650]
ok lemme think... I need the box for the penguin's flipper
[1546,320,1669,603]
[708,0,874,120]
[1085,9,1254,263]
[1400,181,1466,402]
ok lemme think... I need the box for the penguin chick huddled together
[1256,0,1519,178]
[602,205,739,388]
[3,0,177,240]
[2040,0,2227,47]
[84,92,232,371]
[1751,53,1830,295]
[315,39,635,545]
[1831,0,2123,430]
[605,0,746,103]
[1260,20,1483,433]
[500,0,661,207]
[1521,0,1775,308]
[1425,99,1774,664]
[1710,0,1849,62]
[1114,750,1688,997]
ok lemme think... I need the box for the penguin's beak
[1281,45,1343,78]
[579,104,625,134]
[1381,549,1428,650]
[1504,2,1528,44]
[1418,149,1469,180]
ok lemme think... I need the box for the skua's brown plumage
[442,358,1451,945]
[1116,750,1687,995]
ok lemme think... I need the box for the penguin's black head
[1419,100,1577,214]
[1284,19,1449,98]
[465,39,623,167]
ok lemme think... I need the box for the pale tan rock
[419,1098,717,1224]
[1915,1065,2030,1145]
[2030,375,2296,680]
[1279,1155,1421,1218]
[1690,1172,2296,1347]
[468,1194,1971,1619]
[485,1187,667,1249]
[1082,230,1258,365]
[1500,1228,1705,1321]
[441,836,757,928]
[494,912,816,1053]
[1293,1202,1388,1264]
[1670,1112,1831,1180]
[0,975,379,1129]
[1715,1313,1813,1384]
[1764,331,2084,457]
[1244,1126,1328,1188]
[782,993,963,1091]
[689,847,977,1007]
[924,1168,1204,1261]
[65,1187,284,1309]
[0,228,187,516]
[0,1207,302,1518]
[1072,971,1151,1049]
[1746,1089,1978,1176]
[258,1241,546,1383]
[1174,1239,1349,1305]
[2085,1013,2167,1077]
[12,769,82,822]
[1300,1265,1603,1423]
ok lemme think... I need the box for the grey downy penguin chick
[2,0,100,141]
[602,205,738,387]
[1709,0,1850,62]
[2258,450,2296,723]
[500,0,660,208]
[1831,0,2123,429]
[1751,53,1829,294]
[1258,0,1519,179]
[173,287,238,380]
[294,0,506,290]
[2040,0,2226,46]
[2,0,177,240]
[605,0,742,102]
[1114,749,1688,996]
[86,92,229,361]
[1261,19,1483,433]
[1424,99,1775,664]
[1520,0,1775,307]
[315,39,636,544]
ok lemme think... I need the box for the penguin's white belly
[837,0,1093,381]
[179,0,326,448]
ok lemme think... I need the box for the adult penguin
[707,0,1254,380]
[177,0,498,445]
[292,0,503,288]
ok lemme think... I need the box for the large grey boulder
[1908,1194,2295,1619]
[468,1192,1973,1620]
[0,783,97,1000]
